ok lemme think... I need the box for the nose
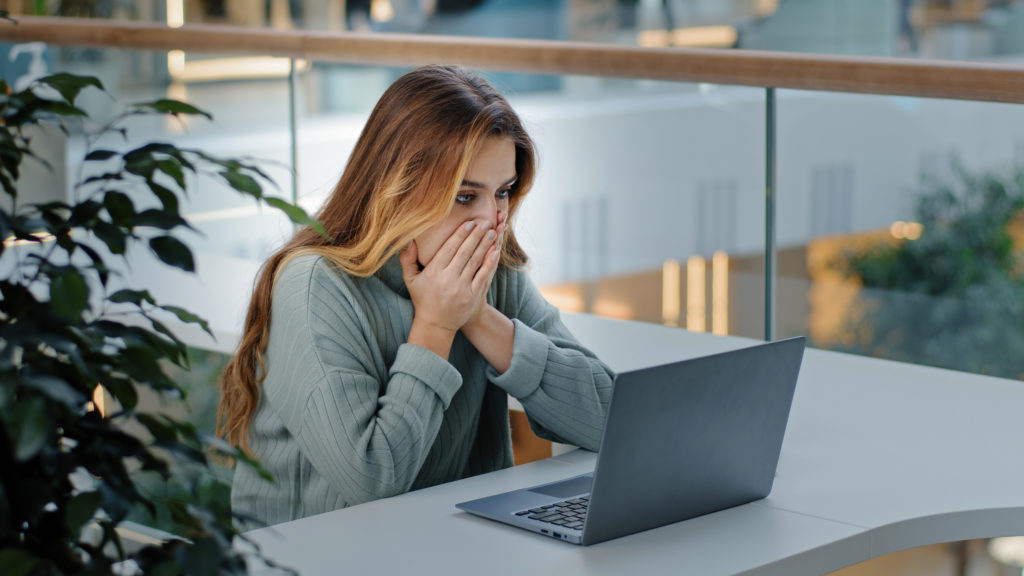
[471,196,502,229]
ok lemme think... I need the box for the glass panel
[6,41,292,416]
[7,41,766,346]
[295,66,766,338]
[38,44,296,339]
[777,89,1024,381]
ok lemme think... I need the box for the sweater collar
[375,253,410,298]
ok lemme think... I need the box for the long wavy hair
[218,65,537,451]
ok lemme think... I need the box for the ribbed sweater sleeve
[232,254,614,526]
[487,269,615,451]
[264,256,462,505]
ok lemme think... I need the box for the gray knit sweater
[231,253,615,527]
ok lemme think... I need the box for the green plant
[836,161,1024,379]
[0,72,320,574]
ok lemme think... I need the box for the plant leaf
[154,440,207,466]
[134,208,189,231]
[263,197,326,236]
[103,191,136,226]
[124,151,156,179]
[100,376,138,412]
[148,317,187,364]
[0,370,15,413]
[220,170,262,198]
[99,483,134,524]
[110,288,156,307]
[10,395,48,461]
[85,149,119,162]
[0,549,40,576]
[159,305,213,337]
[181,536,221,576]
[37,100,87,118]
[21,375,87,411]
[156,158,186,190]
[65,490,102,535]
[82,171,123,185]
[36,73,103,104]
[137,413,178,443]
[50,269,89,322]
[149,182,180,213]
[68,199,103,227]
[136,99,212,120]
[149,236,194,272]
[76,241,110,287]
[0,211,11,249]
[93,220,127,254]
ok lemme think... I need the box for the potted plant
[0,71,317,574]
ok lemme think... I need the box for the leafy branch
[0,73,310,575]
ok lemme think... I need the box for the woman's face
[415,137,517,266]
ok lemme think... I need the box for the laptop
[456,336,806,545]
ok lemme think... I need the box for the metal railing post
[288,57,299,217]
[765,87,777,342]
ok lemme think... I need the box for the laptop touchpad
[530,475,594,498]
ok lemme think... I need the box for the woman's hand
[458,218,514,374]
[464,219,505,327]
[400,220,500,359]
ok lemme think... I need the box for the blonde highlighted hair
[218,65,537,451]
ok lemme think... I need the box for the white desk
[241,313,1024,575]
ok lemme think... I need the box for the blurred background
[2,2,1024,573]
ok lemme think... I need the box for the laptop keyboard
[514,496,589,531]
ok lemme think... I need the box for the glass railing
[776,90,1024,380]
[3,17,1023,377]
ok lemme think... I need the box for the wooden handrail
[2,16,1024,104]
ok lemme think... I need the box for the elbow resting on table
[339,427,425,504]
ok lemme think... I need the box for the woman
[218,65,614,527]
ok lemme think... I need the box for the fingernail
[486,230,495,240]
[482,220,492,230]
[464,221,475,231]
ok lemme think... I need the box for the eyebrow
[460,175,518,189]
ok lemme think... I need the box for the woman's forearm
[408,317,458,360]
[460,304,514,374]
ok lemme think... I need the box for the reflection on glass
[712,249,730,335]
[486,76,765,338]
[662,259,681,326]
[779,91,1024,381]
[687,254,707,332]
[814,162,1024,380]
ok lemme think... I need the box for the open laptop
[456,336,806,545]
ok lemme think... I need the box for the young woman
[218,65,614,526]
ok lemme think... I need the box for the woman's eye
[455,193,475,205]
[496,188,512,200]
